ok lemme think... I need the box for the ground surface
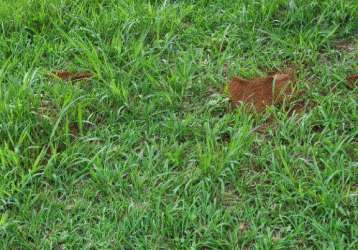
[1,0,358,249]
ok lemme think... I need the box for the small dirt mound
[228,71,294,112]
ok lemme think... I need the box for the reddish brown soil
[228,72,294,112]
[347,74,358,88]
[51,71,93,81]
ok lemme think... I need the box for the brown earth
[228,71,294,112]
[347,74,358,88]
[51,71,93,81]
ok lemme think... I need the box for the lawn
[1,0,357,249]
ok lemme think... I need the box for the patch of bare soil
[347,74,358,89]
[50,71,93,81]
[228,71,294,112]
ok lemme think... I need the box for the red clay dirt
[347,74,358,88]
[228,71,294,112]
[51,71,93,81]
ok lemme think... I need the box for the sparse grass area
[1,0,358,249]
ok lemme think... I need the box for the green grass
[1,0,357,249]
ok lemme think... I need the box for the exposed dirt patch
[256,117,275,134]
[334,40,357,53]
[50,71,93,81]
[347,74,358,89]
[228,71,294,112]
[69,123,79,138]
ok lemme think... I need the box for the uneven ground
[1,0,358,249]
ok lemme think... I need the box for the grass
[0,0,357,249]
